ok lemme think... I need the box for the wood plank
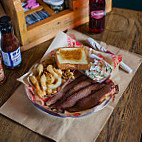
[1,0,28,45]
[0,2,6,17]
[12,0,28,45]
[106,0,112,13]
[23,6,88,49]
[27,9,74,30]
[72,0,112,13]
[72,0,88,11]
[21,9,89,51]
[36,0,55,16]
[24,6,43,16]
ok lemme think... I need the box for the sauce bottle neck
[1,30,15,40]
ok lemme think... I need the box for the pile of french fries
[29,64,75,99]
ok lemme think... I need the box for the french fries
[40,74,47,90]
[37,64,43,76]
[29,64,75,99]
[29,75,46,98]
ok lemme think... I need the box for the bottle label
[2,47,22,67]
[91,10,105,19]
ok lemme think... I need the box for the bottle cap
[0,16,12,33]
[43,0,64,6]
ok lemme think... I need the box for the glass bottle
[0,16,22,69]
[89,0,106,34]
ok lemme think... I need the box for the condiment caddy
[1,0,112,51]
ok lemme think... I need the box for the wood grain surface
[0,8,142,142]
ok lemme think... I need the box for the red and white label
[91,10,105,19]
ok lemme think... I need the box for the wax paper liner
[17,31,122,118]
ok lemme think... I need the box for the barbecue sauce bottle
[0,16,22,69]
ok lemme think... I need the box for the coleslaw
[85,59,112,82]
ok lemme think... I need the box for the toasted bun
[55,47,90,70]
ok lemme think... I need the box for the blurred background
[112,0,142,11]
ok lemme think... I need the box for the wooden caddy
[1,0,112,52]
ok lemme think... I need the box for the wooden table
[0,8,142,142]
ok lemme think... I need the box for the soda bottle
[89,0,106,34]
[0,16,22,69]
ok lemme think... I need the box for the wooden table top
[0,8,142,142]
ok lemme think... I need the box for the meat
[57,82,105,110]
[46,75,87,106]
[65,81,118,112]
[51,78,93,108]
[64,78,92,97]
[46,72,119,113]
